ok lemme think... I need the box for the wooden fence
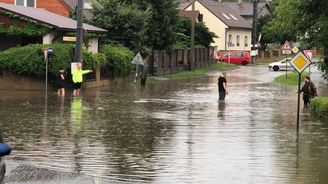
[148,47,216,76]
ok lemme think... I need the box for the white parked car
[268,58,294,71]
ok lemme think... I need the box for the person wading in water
[218,72,228,101]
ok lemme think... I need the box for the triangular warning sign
[304,50,313,59]
[282,41,291,50]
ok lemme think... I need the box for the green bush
[0,44,100,79]
[100,44,134,76]
[83,52,108,71]
[310,97,328,119]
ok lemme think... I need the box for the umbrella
[132,52,144,66]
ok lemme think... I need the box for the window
[15,0,35,7]
[245,36,248,47]
[229,13,238,21]
[221,12,231,20]
[16,0,24,6]
[237,35,240,46]
[198,14,203,22]
[228,35,233,47]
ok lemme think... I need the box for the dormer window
[229,13,238,21]
[221,12,231,20]
[15,0,35,8]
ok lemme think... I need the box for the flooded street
[0,65,328,183]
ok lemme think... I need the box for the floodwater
[0,66,328,183]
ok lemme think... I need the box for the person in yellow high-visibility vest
[72,63,92,96]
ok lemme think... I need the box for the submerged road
[0,65,327,184]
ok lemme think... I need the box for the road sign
[282,40,292,50]
[304,50,314,60]
[132,52,144,66]
[250,50,258,56]
[290,51,312,131]
[63,36,76,42]
[290,52,312,73]
[282,50,292,55]
[71,62,81,74]
[282,41,292,55]
[292,47,299,54]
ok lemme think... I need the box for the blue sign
[47,48,54,55]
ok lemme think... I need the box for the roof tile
[0,3,106,33]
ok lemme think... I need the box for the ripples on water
[0,66,328,183]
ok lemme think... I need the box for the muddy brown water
[0,66,327,183]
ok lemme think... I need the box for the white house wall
[227,29,251,51]
[185,1,228,51]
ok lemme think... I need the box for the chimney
[238,0,243,4]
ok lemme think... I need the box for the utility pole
[190,0,196,70]
[75,0,84,63]
[251,0,258,64]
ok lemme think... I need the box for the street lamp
[251,0,258,64]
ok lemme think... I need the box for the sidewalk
[5,160,111,184]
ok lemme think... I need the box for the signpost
[304,50,314,75]
[289,52,312,130]
[132,52,144,83]
[282,41,292,79]
[44,48,54,96]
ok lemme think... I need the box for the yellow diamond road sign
[289,52,312,73]
[292,47,299,54]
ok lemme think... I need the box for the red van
[217,51,251,65]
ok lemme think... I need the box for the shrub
[0,44,100,80]
[100,44,134,76]
[310,97,328,119]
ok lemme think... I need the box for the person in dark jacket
[218,72,228,101]
[300,76,318,107]
[56,69,65,96]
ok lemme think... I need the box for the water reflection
[0,66,327,183]
[217,101,226,120]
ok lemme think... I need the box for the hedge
[0,44,106,80]
[310,97,328,120]
[100,44,134,77]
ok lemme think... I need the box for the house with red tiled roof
[0,0,101,17]
[0,3,106,52]
[0,0,71,16]
[180,0,252,51]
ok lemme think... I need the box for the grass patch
[274,72,310,85]
[165,63,236,80]
[310,97,328,120]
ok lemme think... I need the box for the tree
[263,0,328,80]
[176,17,217,48]
[123,0,181,51]
[90,0,151,53]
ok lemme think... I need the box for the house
[0,3,106,52]
[222,0,270,24]
[0,0,101,17]
[180,0,252,51]
[0,0,72,16]
[179,10,201,22]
